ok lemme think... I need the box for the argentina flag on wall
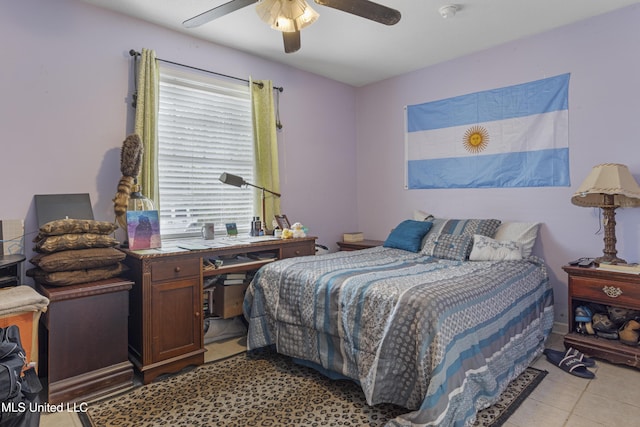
[404,74,570,189]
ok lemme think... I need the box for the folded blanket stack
[0,285,49,316]
[26,219,127,286]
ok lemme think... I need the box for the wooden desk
[37,278,134,404]
[121,236,316,383]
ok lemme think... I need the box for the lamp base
[597,202,626,266]
[595,255,626,265]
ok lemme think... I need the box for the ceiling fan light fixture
[256,0,319,32]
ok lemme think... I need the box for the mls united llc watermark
[1,401,89,413]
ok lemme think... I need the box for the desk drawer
[281,241,315,259]
[151,258,200,282]
[570,275,640,308]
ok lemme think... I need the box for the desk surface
[0,254,26,268]
[120,236,317,260]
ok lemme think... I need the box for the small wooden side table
[562,265,640,369]
[337,239,384,251]
[0,254,26,288]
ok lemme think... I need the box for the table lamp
[219,172,281,233]
[571,163,640,264]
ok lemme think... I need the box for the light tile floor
[40,333,640,427]
[506,333,640,427]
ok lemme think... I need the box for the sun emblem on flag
[463,126,490,153]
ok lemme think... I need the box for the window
[157,66,254,239]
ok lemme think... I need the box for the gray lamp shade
[571,163,640,208]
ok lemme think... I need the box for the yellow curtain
[134,48,159,207]
[250,78,281,229]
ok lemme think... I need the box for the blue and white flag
[405,74,570,189]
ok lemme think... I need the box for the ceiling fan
[183,0,401,53]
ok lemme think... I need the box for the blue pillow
[383,220,433,252]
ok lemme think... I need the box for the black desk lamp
[219,173,281,232]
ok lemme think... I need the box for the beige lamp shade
[256,0,319,32]
[571,163,640,208]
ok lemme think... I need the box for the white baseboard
[552,322,568,335]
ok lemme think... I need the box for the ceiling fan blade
[314,0,400,25]
[183,0,258,28]
[283,31,301,54]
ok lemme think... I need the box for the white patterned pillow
[493,222,540,257]
[469,235,523,261]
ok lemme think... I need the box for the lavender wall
[355,4,640,325]
[5,0,640,327]
[2,0,358,265]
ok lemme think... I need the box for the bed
[243,218,554,426]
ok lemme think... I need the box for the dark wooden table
[37,277,134,403]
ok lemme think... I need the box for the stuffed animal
[113,134,144,229]
[291,222,306,238]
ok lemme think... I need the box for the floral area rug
[79,351,546,427]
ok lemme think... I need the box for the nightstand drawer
[151,258,200,281]
[281,241,315,258]
[570,275,640,307]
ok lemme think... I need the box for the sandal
[564,347,596,367]
[544,350,595,379]
[544,348,596,367]
[592,313,617,333]
[576,322,595,335]
[584,322,595,335]
[619,319,640,346]
[595,330,619,340]
[575,305,593,323]
[608,307,640,326]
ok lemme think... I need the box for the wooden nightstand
[563,265,640,369]
[337,239,384,251]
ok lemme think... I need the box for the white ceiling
[82,0,639,87]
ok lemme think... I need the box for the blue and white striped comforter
[243,246,554,426]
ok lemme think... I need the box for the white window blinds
[157,66,254,238]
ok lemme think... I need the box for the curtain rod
[129,49,283,92]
